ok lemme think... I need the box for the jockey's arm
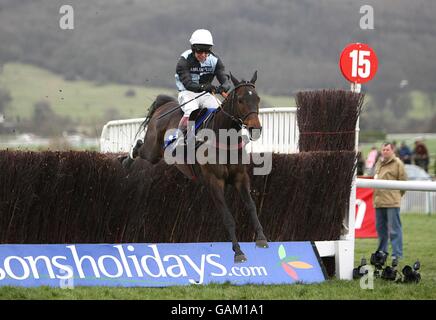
[176,57,203,92]
[215,59,231,93]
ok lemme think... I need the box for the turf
[0,214,435,300]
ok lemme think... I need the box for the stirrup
[172,134,188,152]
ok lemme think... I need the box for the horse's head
[226,71,262,141]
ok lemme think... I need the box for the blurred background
[0,0,435,174]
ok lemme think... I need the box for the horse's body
[137,72,268,262]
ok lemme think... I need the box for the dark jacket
[175,49,231,92]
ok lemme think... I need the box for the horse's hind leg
[235,173,269,248]
[205,175,247,263]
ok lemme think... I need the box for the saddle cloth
[163,108,218,149]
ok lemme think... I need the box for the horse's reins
[216,82,259,127]
[157,91,208,120]
[206,82,259,151]
[131,91,209,145]
[154,82,258,124]
[132,83,258,151]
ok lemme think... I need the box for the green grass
[262,95,295,108]
[0,63,294,125]
[0,214,435,300]
[0,63,174,125]
[408,91,435,121]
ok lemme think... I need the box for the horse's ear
[230,72,240,86]
[250,70,258,84]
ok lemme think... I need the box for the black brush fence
[0,151,355,244]
[296,89,364,151]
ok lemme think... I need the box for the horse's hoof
[234,254,247,263]
[256,240,269,248]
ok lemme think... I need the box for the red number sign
[339,43,378,84]
[355,187,377,238]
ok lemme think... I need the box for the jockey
[173,28,231,147]
[124,29,231,166]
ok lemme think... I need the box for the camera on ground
[381,257,398,281]
[402,260,421,283]
[353,257,368,279]
[370,250,388,277]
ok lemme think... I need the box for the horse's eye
[238,98,243,104]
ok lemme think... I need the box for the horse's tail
[143,94,177,128]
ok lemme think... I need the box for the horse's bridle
[219,82,259,127]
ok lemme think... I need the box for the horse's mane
[154,94,177,108]
[143,94,177,127]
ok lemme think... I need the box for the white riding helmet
[189,29,214,46]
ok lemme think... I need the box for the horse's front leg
[235,173,269,248]
[204,174,247,263]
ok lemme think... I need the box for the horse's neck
[212,102,236,133]
[209,103,246,154]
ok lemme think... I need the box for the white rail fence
[357,179,436,214]
[402,192,435,214]
[100,107,299,154]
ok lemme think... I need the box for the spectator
[398,141,412,164]
[413,139,430,172]
[365,146,380,176]
[373,142,407,264]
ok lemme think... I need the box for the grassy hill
[0,63,173,125]
[0,63,294,127]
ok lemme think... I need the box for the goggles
[192,45,212,54]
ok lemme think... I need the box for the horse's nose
[248,126,262,141]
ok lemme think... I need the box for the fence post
[426,192,432,215]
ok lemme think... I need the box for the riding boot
[171,116,189,151]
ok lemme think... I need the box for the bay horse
[136,71,268,262]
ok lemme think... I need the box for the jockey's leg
[170,116,189,154]
[172,91,199,151]
[199,92,220,111]
[178,116,189,138]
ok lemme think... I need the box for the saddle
[189,107,218,132]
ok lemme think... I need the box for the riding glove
[200,83,217,93]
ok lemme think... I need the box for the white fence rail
[356,178,436,214]
[250,108,299,154]
[100,107,299,154]
[356,179,436,191]
[402,192,435,214]
[100,117,147,154]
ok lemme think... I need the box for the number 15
[349,50,371,78]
